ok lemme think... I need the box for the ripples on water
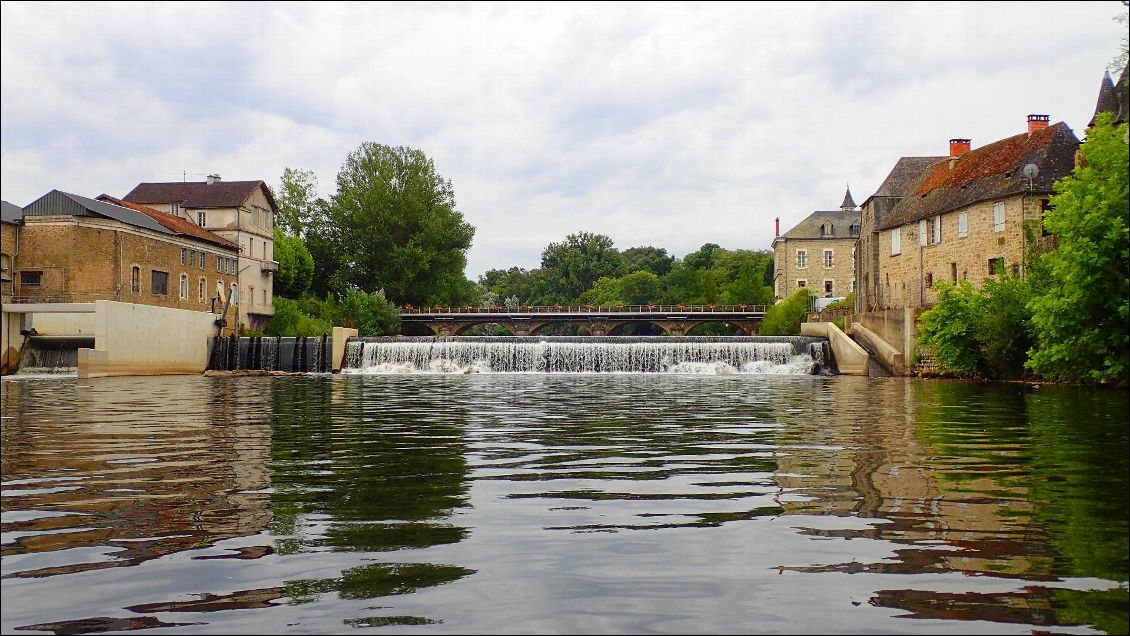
[1,375,1127,634]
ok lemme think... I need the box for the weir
[207,335,331,373]
[14,335,94,375]
[342,336,833,375]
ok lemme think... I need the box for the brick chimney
[206,174,222,185]
[1027,114,1049,137]
[949,138,971,158]
[775,217,780,237]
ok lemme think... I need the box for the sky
[1,1,1125,277]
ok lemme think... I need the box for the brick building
[772,188,861,301]
[10,190,239,314]
[123,177,279,332]
[871,115,1079,310]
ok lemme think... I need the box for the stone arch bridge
[400,305,768,336]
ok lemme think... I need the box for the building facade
[772,189,861,301]
[123,177,279,332]
[10,190,239,314]
[871,116,1078,310]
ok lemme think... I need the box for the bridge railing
[400,304,767,315]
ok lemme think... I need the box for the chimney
[206,174,222,185]
[775,217,780,237]
[1027,114,1049,136]
[949,138,971,158]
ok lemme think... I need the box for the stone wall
[875,193,1043,309]
[13,217,238,316]
[774,236,857,300]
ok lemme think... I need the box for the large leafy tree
[1026,113,1129,384]
[619,246,675,277]
[327,143,476,306]
[273,228,315,298]
[275,167,321,237]
[540,232,622,303]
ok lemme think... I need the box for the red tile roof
[879,122,1079,230]
[97,194,239,251]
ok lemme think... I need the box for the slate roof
[97,194,238,251]
[776,208,861,241]
[123,180,277,211]
[1089,65,1129,127]
[840,187,856,210]
[868,156,947,201]
[878,122,1079,231]
[1,200,22,225]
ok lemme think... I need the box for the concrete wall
[331,327,359,372]
[773,236,857,301]
[846,307,926,375]
[800,321,869,375]
[79,300,220,377]
[0,309,20,374]
[27,312,97,335]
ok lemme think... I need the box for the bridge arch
[607,321,669,336]
[685,321,752,336]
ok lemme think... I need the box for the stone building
[11,190,239,312]
[873,115,1079,310]
[772,188,861,301]
[124,177,279,332]
[1,200,20,300]
[855,157,944,313]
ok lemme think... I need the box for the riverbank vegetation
[918,114,1129,384]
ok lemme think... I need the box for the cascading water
[14,336,93,376]
[207,336,330,372]
[342,336,832,375]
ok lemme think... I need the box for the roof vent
[206,174,222,185]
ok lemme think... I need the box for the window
[918,220,927,246]
[931,217,941,244]
[231,283,239,305]
[823,249,833,268]
[179,274,188,299]
[198,251,205,269]
[1040,199,1052,237]
[851,247,856,264]
[171,202,180,215]
[263,288,267,305]
[821,222,834,237]
[926,272,933,288]
[199,277,206,301]
[824,280,834,294]
[958,211,969,238]
[180,247,187,265]
[797,279,807,288]
[198,211,207,227]
[131,266,141,293]
[249,286,255,307]
[151,270,169,295]
[890,228,901,255]
[263,240,268,259]
[993,202,1005,232]
[216,254,222,273]
[796,250,807,268]
[20,270,42,287]
[988,257,1005,275]
[951,263,958,283]
[851,280,857,293]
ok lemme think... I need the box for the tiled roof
[879,122,1079,231]
[868,156,947,200]
[123,180,277,211]
[840,187,856,210]
[1090,65,1129,126]
[97,194,238,251]
[776,209,861,241]
[1,200,22,224]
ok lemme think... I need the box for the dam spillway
[342,336,832,375]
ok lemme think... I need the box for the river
[2,374,1127,634]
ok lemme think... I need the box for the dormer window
[849,223,860,237]
[821,222,834,237]
[170,202,180,216]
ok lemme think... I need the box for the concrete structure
[401,305,767,336]
[124,178,280,332]
[800,321,869,375]
[772,189,861,301]
[78,300,221,377]
[331,327,359,371]
[872,116,1078,310]
[1,201,21,373]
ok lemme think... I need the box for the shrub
[759,287,812,336]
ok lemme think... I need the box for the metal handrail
[400,304,767,315]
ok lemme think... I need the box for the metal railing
[401,304,767,315]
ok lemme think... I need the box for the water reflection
[2,375,1127,634]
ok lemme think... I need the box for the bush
[759,287,812,335]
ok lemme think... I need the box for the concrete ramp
[800,322,869,375]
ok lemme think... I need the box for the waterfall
[206,335,332,372]
[15,336,94,376]
[342,336,831,375]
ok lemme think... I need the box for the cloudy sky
[1,2,1124,276]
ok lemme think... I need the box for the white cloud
[2,1,1124,277]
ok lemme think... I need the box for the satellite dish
[1023,164,1039,179]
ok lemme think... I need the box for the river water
[1,374,1127,634]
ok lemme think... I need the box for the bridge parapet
[400,305,767,337]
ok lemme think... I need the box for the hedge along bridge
[400,305,769,336]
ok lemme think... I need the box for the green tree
[619,246,675,277]
[273,228,315,299]
[335,288,401,336]
[328,143,476,306]
[540,232,622,303]
[619,270,662,305]
[683,243,721,271]
[661,262,706,304]
[580,276,624,306]
[276,167,322,237]
[1027,114,1129,384]
[759,287,812,336]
